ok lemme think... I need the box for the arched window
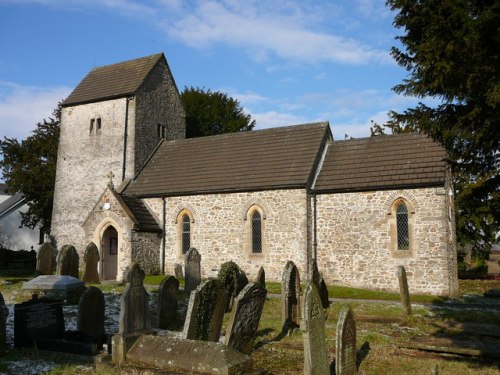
[182,214,191,254]
[252,210,262,253]
[396,202,409,250]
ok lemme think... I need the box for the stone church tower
[51,53,185,254]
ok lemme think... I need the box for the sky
[0,0,427,145]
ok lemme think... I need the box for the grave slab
[23,275,85,304]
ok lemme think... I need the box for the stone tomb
[82,242,100,283]
[157,275,179,329]
[184,247,201,294]
[336,305,357,375]
[182,279,227,342]
[36,242,57,275]
[225,282,267,354]
[302,283,329,375]
[56,244,80,279]
[281,260,301,330]
[23,275,85,304]
[397,265,412,315]
[0,292,7,355]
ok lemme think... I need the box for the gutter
[122,96,133,181]
[162,196,166,274]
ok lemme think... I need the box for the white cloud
[252,111,306,130]
[0,82,70,141]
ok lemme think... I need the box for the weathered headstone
[309,258,330,309]
[78,286,105,341]
[174,263,184,280]
[225,282,267,354]
[56,244,80,279]
[218,261,249,312]
[397,265,412,315]
[36,242,57,275]
[302,283,329,375]
[112,262,151,363]
[182,279,227,342]
[255,266,266,288]
[0,292,7,355]
[281,261,301,330]
[319,276,330,309]
[184,247,201,294]
[157,275,179,329]
[82,242,100,283]
[336,305,357,375]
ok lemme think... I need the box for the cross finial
[107,171,115,188]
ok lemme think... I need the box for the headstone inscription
[302,283,329,375]
[157,275,179,329]
[14,296,65,348]
[336,305,357,375]
[174,263,184,280]
[36,242,57,275]
[281,261,301,330]
[82,242,100,283]
[78,286,105,343]
[56,244,80,279]
[225,282,267,354]
[0,292,7,355]
[184,247,201,294]
[397,265,412,315]
[182,279,227,342]
[255,266,265,288]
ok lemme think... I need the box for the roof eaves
[62,92,135,108]
[315,180,445,195]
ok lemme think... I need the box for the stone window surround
[89,116,102,135]
[175,208,194,256]
[387,197,416,258]
[244,204,267,257]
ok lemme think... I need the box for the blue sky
[0,0,425,143]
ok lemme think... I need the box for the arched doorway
[101,225,118,280]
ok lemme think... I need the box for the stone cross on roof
[107,171,115,188]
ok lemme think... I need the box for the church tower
[51,53,185,255]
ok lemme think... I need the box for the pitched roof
[0,192,24,218]
[119,194,162,232]
[125,122,330,197]
[62,53,164,107]
[315,133,447,193]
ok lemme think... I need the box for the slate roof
[0,192,24,218]
[314,133,447,193]
[125,122,330,197]
[62,53,164,107]
[120,194,162,232]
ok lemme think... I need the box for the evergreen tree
[0,105,61,234]
[385,0,499,259]
[180,87,256,138]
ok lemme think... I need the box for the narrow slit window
[252,210,262,253]
[396,202,409,250]
[89,119,95,134]
[96,118,102,131]
[182,214,191,254]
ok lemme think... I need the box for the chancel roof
[62,53,164,106]
[124,122,331,197]
[314,133,447,193]
[120,194,161,232]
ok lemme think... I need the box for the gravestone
[56,244,80,279]
[36,242,57,275]
[174,263,184,280]
[82,242,100,283]
[0,292,6,355]
[319,276,330,309]
[78,286,105,342]
[336,305,357,375]
[157,275,179,329]
[182,279,227,342]
[397,265,412,315]
[281,261,301,330]
[112,262,152,363]
[184,248,201,294]
[225,282,267,354]
[310,258,330,309]
[218,261,249,312]
[255,266,266,288]
[302,283,329,375]
[14,296,65,348]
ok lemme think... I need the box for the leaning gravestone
[82,242,100,283]
[310,258,330,309]
[281,261,301,329]
[182,279,227,342]
[174,263,183,280]
[157,275,179,329]
[184,247,201,294]
[319,276,330,310]
[336,305,357,375]
[218,261,249,312]
[0,292,6,355]
[397,265,412,315]
[255,266,266,288]
[36,242,57,275]
[302,283,329,375]
[225,282,267,354]
[78,286,105,343]
[56,244,80,279]
[112,262,152,363]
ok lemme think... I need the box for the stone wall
[143,189,310,282]
[315,187,458,296]
[131,231,162,275]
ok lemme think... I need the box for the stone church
[51,53,458,296]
